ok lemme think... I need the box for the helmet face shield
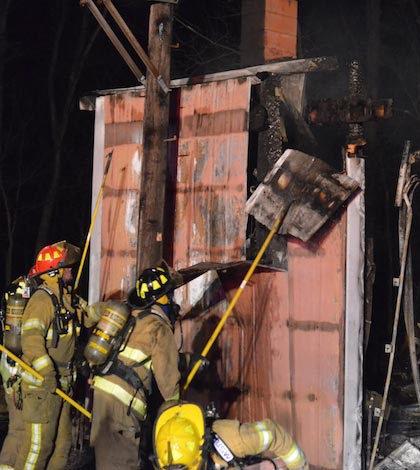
[57,241,81,268]
[153,403,206,470]
[35,240,81,276]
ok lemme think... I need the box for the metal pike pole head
[245,149,360,242]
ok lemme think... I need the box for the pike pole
[74,150,113,292]
[0,343,91,419]
[182,216,282,393]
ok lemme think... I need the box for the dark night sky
[2,0,420,389]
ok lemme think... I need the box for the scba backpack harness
[36,285,78,348]
[85,303,166,415]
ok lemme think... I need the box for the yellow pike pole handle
[74,151,113,292]
[182,216,282,393]
[0,344,91,419]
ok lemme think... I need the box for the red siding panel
[100,94,145,300]
[187,216,346,469]
[104,93,145,124]
[173,79,251,312]
[286,217,345,468]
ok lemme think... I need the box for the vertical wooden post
[137,2,173,272]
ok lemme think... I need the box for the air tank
[4,295,28,356]
[84,300,131,367]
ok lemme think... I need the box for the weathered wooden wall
[180,217,346,469]
[98,92,145,300]
[91,77,352,470]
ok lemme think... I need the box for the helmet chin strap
[40,271,66,302]
[40,270,59,284]
[58,276,65,300]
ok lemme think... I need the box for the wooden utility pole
[137,2,174,272]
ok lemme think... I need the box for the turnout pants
[0,391,24,469]
[90,389,142,470]
[14,388,72,470]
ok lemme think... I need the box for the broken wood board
[245,149,360,242]
[374,439,420,469]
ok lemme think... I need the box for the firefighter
[88,263,181,470]
[152,401,309,470]
[0,271,39,470]
[14,241,101,470]
[0,351,23,470]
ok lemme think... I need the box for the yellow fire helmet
[153,401,206,470]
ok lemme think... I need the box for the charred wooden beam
[307,60,392,159]
[171,56,339,87]
[307,97,392,125]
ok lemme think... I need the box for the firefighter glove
[85,302,104,324]
[42,373,58,394]
[178,353,210,382]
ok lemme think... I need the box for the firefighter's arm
[213,419,308,470]
[237,419,308,470]
[151,322,180,401]
[21,292,57,393]
[73,297,105,328]
[265,420,308,470]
